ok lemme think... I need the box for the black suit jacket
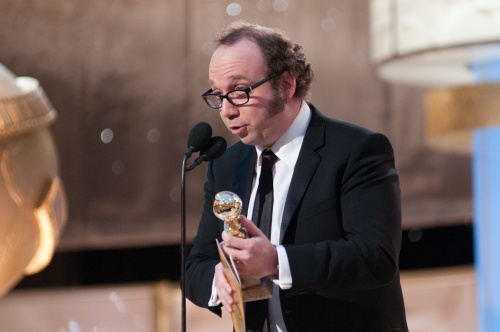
[186,104,408,331]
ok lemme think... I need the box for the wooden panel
[0,269,477,332]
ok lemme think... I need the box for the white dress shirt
[210,101,312,332]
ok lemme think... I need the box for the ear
[279,71,296,101]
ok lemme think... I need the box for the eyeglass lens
[205,89,248,108]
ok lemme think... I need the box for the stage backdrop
[0,0,472,250]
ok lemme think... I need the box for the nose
[219,99,239,119]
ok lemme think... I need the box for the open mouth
[230,125,246,135]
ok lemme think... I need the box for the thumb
[238,215,264,238]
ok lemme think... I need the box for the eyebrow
[207,74,249,86]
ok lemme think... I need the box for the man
[186,21,408,332]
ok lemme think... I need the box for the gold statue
[0,64,67,297]
[213,191,246,238]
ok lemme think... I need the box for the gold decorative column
[0,64,67,296]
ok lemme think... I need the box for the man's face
[208,39,289,148]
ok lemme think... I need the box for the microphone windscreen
[201,136,227,161]
[187,122,212,152]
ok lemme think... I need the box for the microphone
[184,122,212,158]
[186,136,227,171]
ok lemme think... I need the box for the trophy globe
[213,191,246,238]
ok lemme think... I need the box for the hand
[221,215,278,280]
[214,262,235,313]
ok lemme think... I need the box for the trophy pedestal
[241,276,273,302]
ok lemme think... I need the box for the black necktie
[252,150,278,238]
[246,149,278,332]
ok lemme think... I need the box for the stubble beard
[266,86,287,118]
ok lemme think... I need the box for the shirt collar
[255,101,311,169]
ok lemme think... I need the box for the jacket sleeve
[284,132,402,296]
[185,160,224,315]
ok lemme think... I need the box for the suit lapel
[232,146,256,216]
[280,106,326,243]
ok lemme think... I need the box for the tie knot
[261,150,278,171]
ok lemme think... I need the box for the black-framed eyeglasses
[201,72,279,109]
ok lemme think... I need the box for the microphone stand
[180,136,226,332]
[181,153,189,332]
[179,122,212,332]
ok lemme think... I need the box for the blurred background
[2,0,497,331]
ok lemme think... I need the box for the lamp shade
[370,0,500,87]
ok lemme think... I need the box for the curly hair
[214,21,314,100]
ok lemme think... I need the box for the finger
[221,231,232,243]
[220,289,234,313]
[214,264,234,312]
[219,286,235,312]
[221,241,242,262]
[238,215,264,238]
[222,231,246,250]
[215,264,232,293]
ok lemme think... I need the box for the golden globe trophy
[213,191,247,238]
[213,191,273,332]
